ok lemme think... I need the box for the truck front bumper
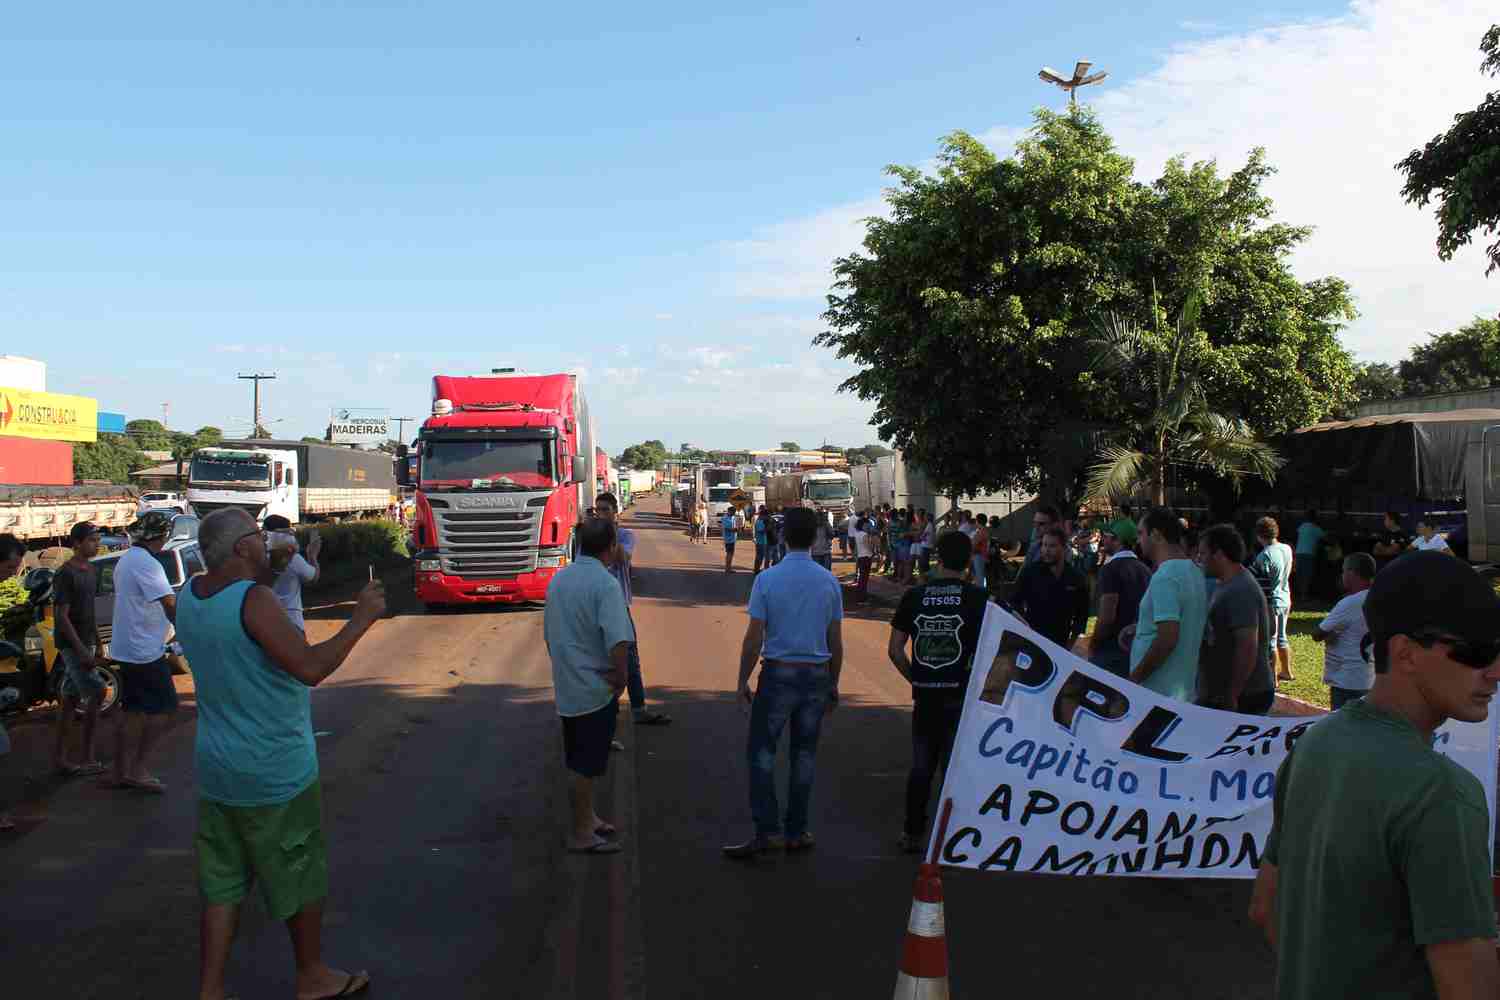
[413,568,559,605]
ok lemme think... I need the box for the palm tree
[1084,290,1282,506]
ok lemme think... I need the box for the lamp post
[1038,60,1108,108]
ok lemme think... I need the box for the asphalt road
[0,493,1277,999]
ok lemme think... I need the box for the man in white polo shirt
[105,511,180,794]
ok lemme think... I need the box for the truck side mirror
[395,451,410,487]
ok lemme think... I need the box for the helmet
[22,566,54,598]
[128,510,176,543]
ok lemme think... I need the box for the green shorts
[195,780,329,920]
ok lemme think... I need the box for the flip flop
[595,821,617,838]
[123,777,167,794]
[301,971,371,999]
[567,838,623,855]
[73,761,106,777]
[633,710,672,726]
[0,815,16,832]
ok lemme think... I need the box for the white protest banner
[931,604,1498,879]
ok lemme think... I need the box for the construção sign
[0,387,98,443]
[329,407,390,446]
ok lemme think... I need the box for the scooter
[0,568,124,718]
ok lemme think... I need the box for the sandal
[567,838,623,855]
[123,776,167,794]
[0,815,16,832]
[301,971,371,999]
[633,710,673,726]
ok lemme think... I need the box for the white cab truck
[766,469,855,527]
[188,439,395,525]
[697,465,741,533]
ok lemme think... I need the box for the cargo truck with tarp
[188,439,395,524]
[1265,408,1500,564]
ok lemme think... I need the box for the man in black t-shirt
[1371,511,1411,567]
[52,522,106,777]
[889,530,989,853]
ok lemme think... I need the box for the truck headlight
[537,548,566,568]
[417,559,441,572]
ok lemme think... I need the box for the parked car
[138,491,189,514]
[91,538,203,674]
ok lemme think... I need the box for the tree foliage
[73,433,146,484]
[1083,291,1282,505]
[1349,362,1406,406]
[1397,25,1500,275]
[618,439,669,470]
[778,441,801,453]
[817,111,1357,499]
[124,418,173,451]
[1399,316,1500,395]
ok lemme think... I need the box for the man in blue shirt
[753,506,771,574]
[724,507,844,859]
[544,518,634,855]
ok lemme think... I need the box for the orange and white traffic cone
[894,799,952,999]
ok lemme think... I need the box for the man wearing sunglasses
[1250,551,1500,999]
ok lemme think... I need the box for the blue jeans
[970,555,987,590]
[747,664,831,839]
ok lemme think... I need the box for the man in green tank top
[180,509,386,1000]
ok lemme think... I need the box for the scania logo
[454,495,519,509]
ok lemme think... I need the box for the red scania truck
[402,370,597,608]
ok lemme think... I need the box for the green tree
[73,433,146,484]
[1397,25,1500,275]
[618,439,669,470]
[1398,316,1500,395]
[1084,292,1282,505]
[1350,362,1407,405]
[194,426,223,446]
[817,111,1356,499]
[778,442,801,452]
[124,418,174,451]
[300,436,324,444]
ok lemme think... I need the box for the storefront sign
[0,386,98,443]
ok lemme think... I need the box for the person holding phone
[262,515,320,633]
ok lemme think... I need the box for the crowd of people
[0,510,379,999]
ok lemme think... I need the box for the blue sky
[3,1,1494,453]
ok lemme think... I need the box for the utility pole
[392,416,416,446]
[237,373,277,438]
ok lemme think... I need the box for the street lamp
[1038,60,1108,108]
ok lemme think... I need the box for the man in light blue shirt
[725,507,844,859]
[1129,508,1209,702]
[1252,516,1296,682]
[544,518,634,855]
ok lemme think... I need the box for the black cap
[69,522,99,545]
[1364,551,1500,643]
[262,515,292,532]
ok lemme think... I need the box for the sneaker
[722,835,784,859]
[896,832,923,854]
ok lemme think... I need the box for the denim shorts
[59,648,107,704]
[1269,608,1290,650]
[119,657,178,715]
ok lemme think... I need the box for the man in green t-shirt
[1250,551,1500,999]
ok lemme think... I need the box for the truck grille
[190,501,265,519]
[428,495,546,578]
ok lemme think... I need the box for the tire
[50,661,122,717]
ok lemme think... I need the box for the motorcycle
[0,568,124,719]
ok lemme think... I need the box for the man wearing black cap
[1250,552,1500,998]
[52,522,106,777]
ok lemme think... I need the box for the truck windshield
[806,481,853,501]
[708,487,737,502]
[421,439,554,490]
[190,457,270,487]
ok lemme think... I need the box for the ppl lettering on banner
[928,603,1498,880]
